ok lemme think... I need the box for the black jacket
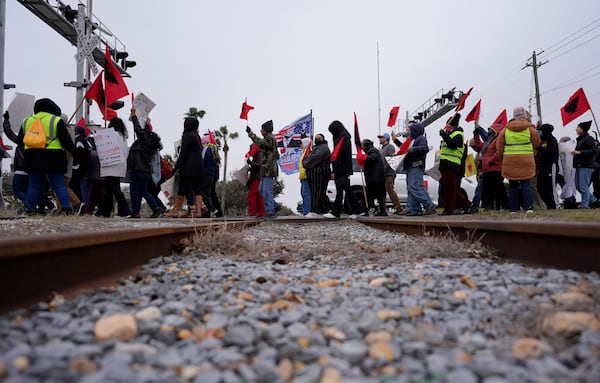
[127,116,162,173]
[573,133,598,169]
[363,145,385,184]
[173,118,204,177]
[328,120,353,177]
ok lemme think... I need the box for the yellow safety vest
[23,112,63,150]
[439,130,464,166]
[504,128,532,155]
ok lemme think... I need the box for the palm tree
[213,125,239,211]
[184,107,206,120]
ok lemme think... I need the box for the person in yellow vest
[17,98,75,215]
[438,113,472,215]
[496,107,541,214]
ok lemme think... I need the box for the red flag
[353,112,367,167]
[396,137,413,155]
[245,143,259,158]
[240,99,254,120]
[491,109,508,129]
[104,44,129,105]
[560,88,591,126]
[76,117,91,136]
[207,129,217,145]
[331,136,345,162]
[387,106,400,127]
[455,87,473,112]
[85,71,116,120]
[465,99,482,122]
[301,140,312,162]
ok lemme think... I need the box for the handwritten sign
[95,128,125,167]
[132,92,156,126]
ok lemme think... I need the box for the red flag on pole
[85,70,117,120]
[103,44,129,105]
[330,136,345,162]
[491,109,508,129]
[455,87,473,112]
[397,137,413,155]
[560,88,591,126]
[207,129,217,145]
[387,106,400,127]
[465,99,482,122]
[240,99,254,120]
[353,112,367,167]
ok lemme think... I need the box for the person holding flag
[324,120,361,218]
[246,120,279,218]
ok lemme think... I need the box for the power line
[541,70,600,96]
[540,17,600,57]
[544,31,600,62]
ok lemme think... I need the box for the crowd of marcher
[2,99,598,219]
[288,107,599,218]
[2,98,223,218]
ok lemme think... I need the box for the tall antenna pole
[376,42,381,135]
[523,50,546,125]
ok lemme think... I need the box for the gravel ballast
[0,219,599,382]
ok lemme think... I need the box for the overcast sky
[4,0,600,209]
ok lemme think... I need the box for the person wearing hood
[126,107,166,218]
[438,113,472,215]
[17,98,75,215]
[324,120,361,218]
[496,107,541,213]
[246,120,279,218]
[166,116,205,217]
[572,120,600,209]
[535,123,559,209]
[400,122,436,216]
[557,136,577,208]
[302,133,331,216]
[473,119,508,210]
[361,138,388,216]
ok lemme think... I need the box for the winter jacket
[127,116,163,173]
[202,145,216,177]
[328,120,353,178]
[86,138,102,181]
[474,125,503,173]
[363,145,386,184]
[573,132,598,169]
[18,98,74,174]
[247,130,279,177]
[302,140,331,170]
[496,119,540,180]
[173,118,204,177]
[535,126,559,173]
[403,123,429,170]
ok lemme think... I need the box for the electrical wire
[544,31,600,62]
[539,17,600,58]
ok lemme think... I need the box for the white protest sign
[7,92,35,133]
[132,92,156,127]
[94,128,125,167]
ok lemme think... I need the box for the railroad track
[1,215,599,314]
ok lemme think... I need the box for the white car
[326,157,476,213]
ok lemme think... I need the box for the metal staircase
[401,88,465,132]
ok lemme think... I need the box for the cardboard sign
[7,92,35,133]
[132,92,156,126]
[95,128,125,167]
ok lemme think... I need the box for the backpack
[160,156,173,179]
[23,118,47,149]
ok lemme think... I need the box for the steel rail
[357,217,600,273]
[0,219,260,314]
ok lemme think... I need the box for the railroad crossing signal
[75,27,99,76]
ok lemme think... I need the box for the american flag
[274,113,312,150]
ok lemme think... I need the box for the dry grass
[472,208,600,222]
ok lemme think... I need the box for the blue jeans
[259,176,275,215]
[575,167,598,208]
[406,166,433,213]
[300,179,311,215]
[26,172,70,213]
[471,178,483,211]
[508,179,532,212]
[130,170,158,215]
[12,173,28,204]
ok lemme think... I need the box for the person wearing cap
[378,132,403,213]
[572,120,600,209]
[246,120,279,218]
[438,113,472,215]
[496,107,540,214]
[535,123,559,209]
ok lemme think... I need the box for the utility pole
[523,50,547,125]
[376,42,381,135]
